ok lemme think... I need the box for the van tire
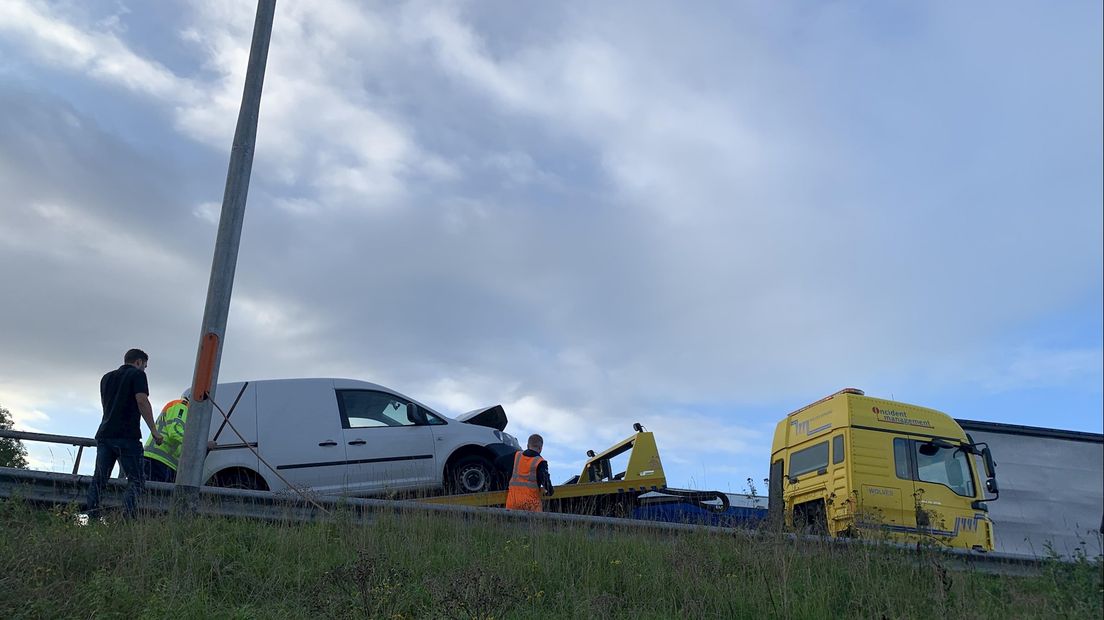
[447,455,496,494]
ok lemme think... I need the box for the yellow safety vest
[143,399,188,471]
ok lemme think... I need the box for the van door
[256,379,352,494]
[335,388,437,495]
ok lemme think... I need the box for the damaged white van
[191,378,520,496]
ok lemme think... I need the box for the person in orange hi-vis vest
[505,434,554,511]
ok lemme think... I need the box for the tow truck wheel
[448,455,495,494]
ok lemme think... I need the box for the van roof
[189,377,401,399]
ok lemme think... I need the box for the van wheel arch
[206,467,269,491]
[444,446,503,494]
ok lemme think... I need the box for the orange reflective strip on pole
[190,332,220,402]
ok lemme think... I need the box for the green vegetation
[0,499,1099,619]
[0,404,29,469]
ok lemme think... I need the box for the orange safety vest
[505,451,546,512]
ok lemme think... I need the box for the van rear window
[790,441,829,477]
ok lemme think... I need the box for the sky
[0,0,1100,492]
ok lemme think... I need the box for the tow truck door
[851,428,910,533]
[906,439,986,548]
[826,431,850,529]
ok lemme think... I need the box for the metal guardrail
[0,465,732,529]
[0,466,1076,576]
[0,429,96,475]
[1,428,1089,575]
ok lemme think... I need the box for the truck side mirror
[980,445,999,499]
[981,446,996,479]
[918,443,939,457]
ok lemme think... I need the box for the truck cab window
[893,438,911,480]
[894,438,976,497]
[832,435,844,465]
[914,442,975,497]
[338,390,418,428]
[790,441,829,478]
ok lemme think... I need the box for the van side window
[424,410,447,425]
[789,441,829,477]
[337,390,418,429]
[832,435,844,465]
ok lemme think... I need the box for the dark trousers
[85,438,144,519]
[142,456,176,483]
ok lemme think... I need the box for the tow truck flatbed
[424,426,728,517]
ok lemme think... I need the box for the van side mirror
[408,404,428,426]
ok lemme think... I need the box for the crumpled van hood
[456,405,508,431]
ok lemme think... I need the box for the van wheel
[447,456,496,494]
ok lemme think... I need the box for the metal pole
[173,0,276,514]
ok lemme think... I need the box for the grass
[0,499,1100,619]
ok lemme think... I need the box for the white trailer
[957,419,1103,559]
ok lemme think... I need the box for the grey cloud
[0,90,212,391]
[194,1,1103,412]
[0,1,1100,487]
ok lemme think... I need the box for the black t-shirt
[96,364,149,440]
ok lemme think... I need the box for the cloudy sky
[0,0,1100,491]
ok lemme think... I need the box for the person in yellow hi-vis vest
[505,434,554,511]
[142,397,189,483]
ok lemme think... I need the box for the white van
[192,378,520,496]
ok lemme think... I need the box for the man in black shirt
[84,348,163,520]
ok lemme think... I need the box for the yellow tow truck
[425,424,729,517]
[769,388,999,551]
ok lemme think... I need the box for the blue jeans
[143,456,176,483]
[85,438,145,519]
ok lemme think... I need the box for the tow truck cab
[769,388,998,551]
